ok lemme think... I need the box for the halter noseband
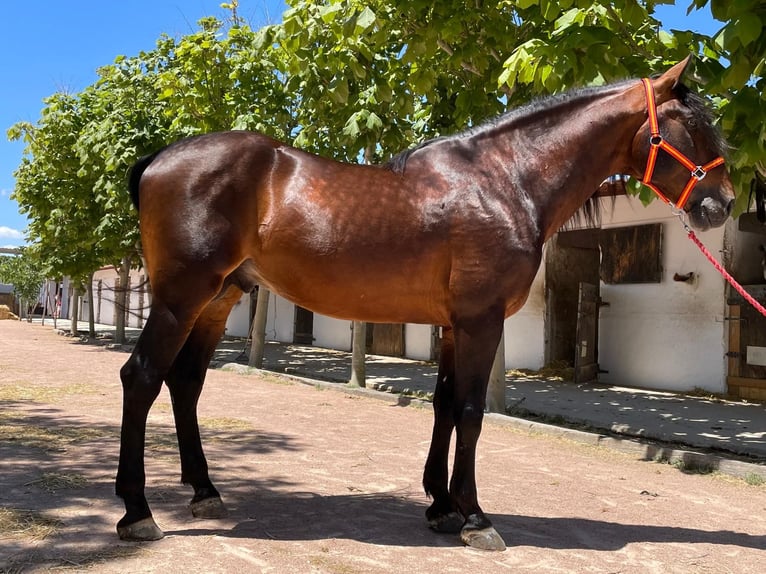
[639,77,725,210]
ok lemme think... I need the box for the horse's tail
[128,152,161,212]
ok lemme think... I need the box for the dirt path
[1,320,765,573]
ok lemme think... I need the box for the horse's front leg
[423,327,464,533]
[449,312,506,551]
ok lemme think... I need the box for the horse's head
[630,57,735,231]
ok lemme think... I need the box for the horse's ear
[653,55,693,101]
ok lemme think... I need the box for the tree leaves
[0,249,45,304]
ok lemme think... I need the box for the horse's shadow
[164,489,766,551]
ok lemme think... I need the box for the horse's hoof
[428,511,464,534]
[191,496,227,519]
[117,517,165,541]
[460,525,506,551]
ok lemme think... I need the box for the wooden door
[370,323,405,357]
[574,282,600,383]
[294,306,314,344]
[545,230,601,368]
[727,285,766,400]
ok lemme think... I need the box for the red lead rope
[683,223,766,317]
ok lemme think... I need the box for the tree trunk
[350,146,377,388]
[87,272,96,338]
[115,255,131,344]
[248,286,270,368]
[70,285,80,337]
[486,330,506,413]
[42,283,50,326]
[349,321,367,387]
[50,283,58,329]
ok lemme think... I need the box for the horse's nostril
[725,198,734,217]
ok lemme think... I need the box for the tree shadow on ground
[0,402,304,571]
[3,400,765,572]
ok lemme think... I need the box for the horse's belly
[254,253,450,325]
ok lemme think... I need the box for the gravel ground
[1,319,765,573]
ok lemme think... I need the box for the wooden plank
[728,380,766,401]
[738,296,766,379]
[371,323,405,357]
[727,376,766,398]
[727,376,766,389]
[727,284,766,305]
[728,305,741,378]
[574,282,599,383]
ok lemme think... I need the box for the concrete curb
[219,363,766,484]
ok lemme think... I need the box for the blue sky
[0,1,721,248]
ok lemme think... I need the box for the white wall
[405,323,433,361]
[504,264,546,370]
[266,294,296,342]
[596,196,727,393]
[224,293,251,338]
[85,267,149,329]
[313,314,352,350]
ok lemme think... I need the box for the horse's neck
[478,84,643,239]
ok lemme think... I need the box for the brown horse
[116,58,734,550]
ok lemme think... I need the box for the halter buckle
[649,135,662,146]
[692,166,706,180]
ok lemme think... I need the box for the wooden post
[115,255,131,344]
[248,286,270,368]
[70,285,80,336]
[350,321,367,387]
[87,273,95,338]
[486,330,506,413]
[41,282,49,326]
[44,283,54,328]
[727,304,741,379]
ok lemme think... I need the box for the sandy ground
[1,319,765,573]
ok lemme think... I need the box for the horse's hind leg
[116,302,200,540]
[116,269,230,540]
[164,287,243,520]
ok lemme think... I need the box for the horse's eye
[688,118,697,128]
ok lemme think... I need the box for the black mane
[386,79,727,230]
[673,82,729,158]
[386,81,634,175]
[387,79,727,172]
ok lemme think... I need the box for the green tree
[0,249,46,319]
[498,0,766,212]
[8,94,103,286]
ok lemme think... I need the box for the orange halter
[640,78,725,210]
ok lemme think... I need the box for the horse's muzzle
[689,196,734,231]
